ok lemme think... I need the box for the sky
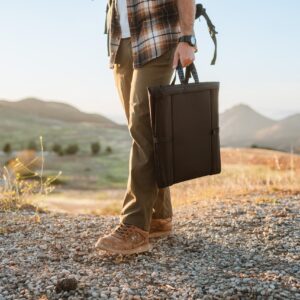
[0,0,299,124]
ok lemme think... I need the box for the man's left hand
[172,42,196,69]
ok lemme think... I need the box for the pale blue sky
[0,0,299,124]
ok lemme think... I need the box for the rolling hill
[0,98,123,128]
[0,98,130,153]
[0,98,299,153]
[220,104,300,152]
[219,104,276,147]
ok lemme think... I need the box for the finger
[182,58,192,68]
[180,56,187,68]
[172,51,180,69]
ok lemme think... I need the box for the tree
[64,144,79,155]
[52,143,64,156]
[3,143,12,155]
[105,146,112,154]
[91,142,101,155]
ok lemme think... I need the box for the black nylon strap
[195,4,218,65]
[184,62,199,83]
[171,61,185,85]
[104,3,109,35]
[171,62,200,85]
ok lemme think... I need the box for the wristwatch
[178,35,197,48]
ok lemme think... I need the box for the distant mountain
[254,113,300,151]
[0,98,299,154]
[0,98,129,152]
[0,98,123,128]
[220,103,300,153]
[220,104,276,147]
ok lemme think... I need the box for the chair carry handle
[171,61,200,85]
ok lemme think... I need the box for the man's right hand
[172,42,196,69]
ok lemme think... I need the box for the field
[4,147,297,215]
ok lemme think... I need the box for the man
[95,0,197,255]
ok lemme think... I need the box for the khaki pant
[113,38,176,231]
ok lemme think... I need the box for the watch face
[191,36,196,46]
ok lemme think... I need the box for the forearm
[176,0,195,35]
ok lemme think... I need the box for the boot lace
[113,223,134,238]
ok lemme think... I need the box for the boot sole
[96,243,151,255]
[149,230,173,238]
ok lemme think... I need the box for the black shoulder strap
[104,1,112,57]
[104,3,109,34]
[195,4,218,65]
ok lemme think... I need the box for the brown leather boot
[149,217,173,238]
[94,223,150,255]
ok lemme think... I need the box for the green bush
[105,146,113,154]
[64,144,79,155]
[91,142,101,155]
[52,143,63,155]
[3,143,12,154]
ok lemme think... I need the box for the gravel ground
[0,193,299,300]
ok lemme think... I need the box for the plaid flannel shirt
[105,0,181,69]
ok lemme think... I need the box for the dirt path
[1,193,299,299]
[30,189,125,215]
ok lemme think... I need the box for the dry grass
[0,136,61,213]
[86,148,300,215]
[171,147,300,209]
[2,146,298,216]
[89,200,122,216]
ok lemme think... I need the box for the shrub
[52,143,64,156]
[0,136,61,212]
[3,143,12,155]
[64,144,79,155]
[91,142,101,155]
[105,146,112,154]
